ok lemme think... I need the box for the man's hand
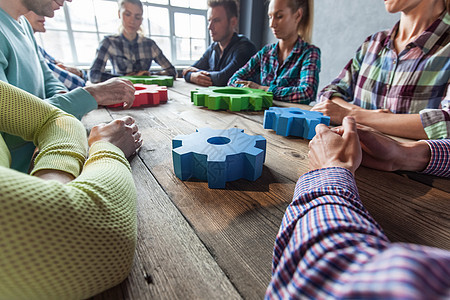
[235,80,269,91]
[308,116,362,175]
[84,78,135,109]
[190,71,213,86]
[182,66,199,77]
[353,124,430,172]
[88,116,142,158]
[125,70,150,76]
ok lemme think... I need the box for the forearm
[268,168,388,297]
[330,97,428,139]
[45,87,98,120]
[269,83,317,103]
[0,141,136,299]
[351,109,427,139]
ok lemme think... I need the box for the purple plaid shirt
[319,12,450,140]
[266,139,450,299]
[228,36,320,103]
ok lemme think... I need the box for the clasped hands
[309,117,430,175]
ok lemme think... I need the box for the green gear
[120,75,174,87]
[191,87,273,111]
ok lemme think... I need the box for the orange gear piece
[108,84,168,108]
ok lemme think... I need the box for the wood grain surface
[86,79,449,299]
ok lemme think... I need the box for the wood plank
[107,97,294,299]
[92,157,242,299]
[106,89,449,300]
[83,109,241,299]
[172,80,450,193]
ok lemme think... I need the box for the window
[35,0,208,67]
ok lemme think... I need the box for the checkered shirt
[38,46,86,91]
[89,34,176,83]
[319,12,450,139]
[228,36,321,103]
[266,139,450,299]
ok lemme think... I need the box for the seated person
[0,80,142,299]
[0,0,136,173]
[24,11,86,91]
[266,116,450,298]
[89,0,176,83]
[228,0,320,103]
[182,0,257,87]
[312,0,450,140]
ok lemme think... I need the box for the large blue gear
[172,128,266,189]
[263,107,330,139]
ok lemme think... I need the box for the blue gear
[263,107,330,139]
[172,128,266,189]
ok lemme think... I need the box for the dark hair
[208,0,239,20]
[119,0,143,11]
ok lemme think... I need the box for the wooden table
[86,80,449,300]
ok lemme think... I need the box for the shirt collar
[120,33,141,44]
[271,36,305,57]
[385,11,449,54]
[213,32,239,53]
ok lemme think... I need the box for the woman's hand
[235,80,269,91]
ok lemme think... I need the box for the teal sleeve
[23,17,67,97]
[45,87,98,120]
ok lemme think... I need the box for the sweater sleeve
[0,81,87,177]
[45,87,98,120]
[0,81,137,299]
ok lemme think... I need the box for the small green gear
[191,87,273,111]
[120,75,174,87]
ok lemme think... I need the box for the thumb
[342,116,357,139]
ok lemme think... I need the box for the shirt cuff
[87,141,131,172]
[421,139,450,178]
[420,108,450,139]
[295,167,358,199]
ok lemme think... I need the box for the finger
[135,138,143,149]
[121,116,135,126]
[120,78,135,88]
[134,131,142,142]
[130,123,139,134]
[314,123,329,135]
[341,116,358,139]
[331,126,344,136]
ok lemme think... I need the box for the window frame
[36,0,209,67]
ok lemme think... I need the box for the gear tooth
[120,75,173,87]
[263,107,330,139]
[191,87,273,111]
[172,127,266,188]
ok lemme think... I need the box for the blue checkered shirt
[89,34,176,83]
[38,46,86,91]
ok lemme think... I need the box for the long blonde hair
[286,0,314,43]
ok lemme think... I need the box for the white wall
[263,0,399,92]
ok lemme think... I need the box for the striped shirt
[319,12,450,140]
[228,36,321,103]
[38,46,86,91]
[266,139,450,299]
[89,34,176,83]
